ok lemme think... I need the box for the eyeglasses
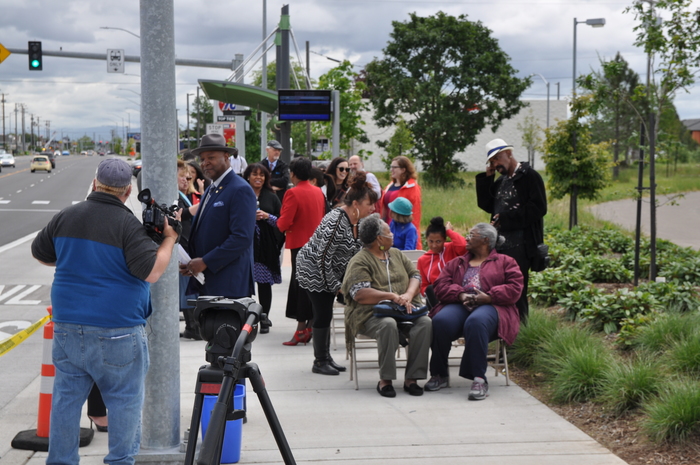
[466,234,483,241]
[337,167,349,172]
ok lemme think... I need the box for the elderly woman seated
[341,214,431,398]
[425,222,523,400]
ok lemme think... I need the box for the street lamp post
[100,26,140,39]
[573,17,606,96]
[186,93,193,149]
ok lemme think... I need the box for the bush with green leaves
[659,257,700,285]
[621,250,650,275]
[597,229,633,254]
[580,255,633,283]
[636,281,700,313]
[601,357,662,414]
[617,312,659,348]
[557,286,605,321]
[578,288,657,334]
[528,268,589,307]
[643,379,700,443]
[509,310,559,368]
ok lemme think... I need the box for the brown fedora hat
[191,133,238,156]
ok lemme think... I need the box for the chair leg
[502,341,510,386]
[351,339,359,390]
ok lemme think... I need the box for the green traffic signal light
[28,41,42,71]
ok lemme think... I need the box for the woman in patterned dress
[296,173,379,375]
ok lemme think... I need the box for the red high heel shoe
[282,329,312,346]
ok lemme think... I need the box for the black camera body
[138,188,182,244]
[190,296,262,365]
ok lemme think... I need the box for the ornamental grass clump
[509,310,558,368]
[601,357,663,415]
[643,379,700,443]
[631,313,700,355]
[665,333,700,377]
[549,345,611,403]
[534,325,599,378]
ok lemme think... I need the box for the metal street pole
[21,105,25,153]
[306,40,311,157]
[277,4,291,163]
[196,86,200,146]
[139,0,180,453]
[573,18,606,96]
[186,93,193,149]
[1,93,6,150]
[261,0,268,161]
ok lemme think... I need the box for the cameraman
[31,158,178,465]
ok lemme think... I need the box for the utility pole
[261,0,268,161]
[186,93,193,149]
[139,0,180,453]
[306,41,311,157]
[30,115,34,150]
[196,86,200,146]
[276,4,291,163]
[1,92,6,150]
[21,105,26,153]
[14,104,18,154]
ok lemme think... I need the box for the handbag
[373,300,428,320]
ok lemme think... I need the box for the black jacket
[475,162,547,260]
[261,158,290,202]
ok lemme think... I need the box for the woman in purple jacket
[424,222,523,400]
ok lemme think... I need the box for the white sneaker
[468,377,489,400]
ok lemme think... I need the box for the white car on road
[0,153,15,168]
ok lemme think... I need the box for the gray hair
[358,213,386,246]
[472,222,504,250]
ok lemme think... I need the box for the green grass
[509,309,559,368]
[534,324,601,377]
[601,357,663,415]
[643,379,700,443]
[631,313,700,355]
[549,346,611,403]
[666,334,700,377]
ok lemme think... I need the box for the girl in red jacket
[416,217,467,306]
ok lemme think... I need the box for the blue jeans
[429,304,498,382]
[48,323,150,465]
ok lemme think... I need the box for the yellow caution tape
[0,315,51,357]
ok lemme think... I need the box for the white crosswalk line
[32,201,50,205]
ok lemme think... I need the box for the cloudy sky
[1,0,699,144]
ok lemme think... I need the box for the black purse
[373,301,428,320]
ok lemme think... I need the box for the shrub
[579,288,657,334]
[510,310,559,368]
[617,312,659,348]
[528,268,589,307]
[621,250,650,275]
[659,257,700,285]
[601,357,663,414]
[550,346,611,403]
[598,229,633,254]
[666,333,700,377]
[637,281,700,313]
[557,286,605,321]
[643,379,700,443]
[630,313,700,354]
[581,255,633,283]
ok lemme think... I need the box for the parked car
[80,151,87,155]
[0,153,15,168]
[30,155,52,173]
[62,150,70,156]
[131,159,142,177]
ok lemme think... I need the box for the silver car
[0,153,15,168]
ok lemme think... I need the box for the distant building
[682,119,700,145]
[355,99,569,172]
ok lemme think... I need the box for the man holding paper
[181,134,256,300]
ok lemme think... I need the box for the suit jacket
[188,171,256,298]
[276,180,326,250]
[261,158,290,202]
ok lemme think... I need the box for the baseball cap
[96,159,132,187]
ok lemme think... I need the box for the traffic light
[28,41,42,71]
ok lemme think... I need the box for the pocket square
[213,201,224,207]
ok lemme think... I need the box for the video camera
[138,188,182,244]
[190,296,262,365]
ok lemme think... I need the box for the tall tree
[543,96,612,228]
[580,53,641,178]
[189,96,213,139]
[317,60,370,157]
[365,11,530,186]
[516,109,543,169]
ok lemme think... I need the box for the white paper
[178,244,205,284]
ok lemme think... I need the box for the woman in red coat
[382,156,422,249]
[417,216,467,303]
[276,158,326,345]
[424,222,523,401]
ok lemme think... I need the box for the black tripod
[184,308,296,465]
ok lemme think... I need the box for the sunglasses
[337,167,349,172]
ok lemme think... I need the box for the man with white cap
[32,158,179,465]
[475,138,547,322]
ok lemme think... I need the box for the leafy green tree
[543,97,612,229]
[517,109,543,169]
[317,60,370,157]
[580,53,641,178]
[376,116,415,170]
[365,11,530,186]
[112,137,123,155]
[190,96,213,137]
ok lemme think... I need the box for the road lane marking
[0,285,26,303]
[32,201,50,205]
[5,285,42,305]
[0,231,39,255]
[0,200,9,204]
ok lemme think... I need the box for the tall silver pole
[573,17,577,96]
[278,4,291,163]
[546,81,550,128]
[332,90,340,158]
[261,0,268,160]
[139,0,180,453]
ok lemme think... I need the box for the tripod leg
[198,376,234,465]
[244,363,297,465]
[184,392,204,465]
